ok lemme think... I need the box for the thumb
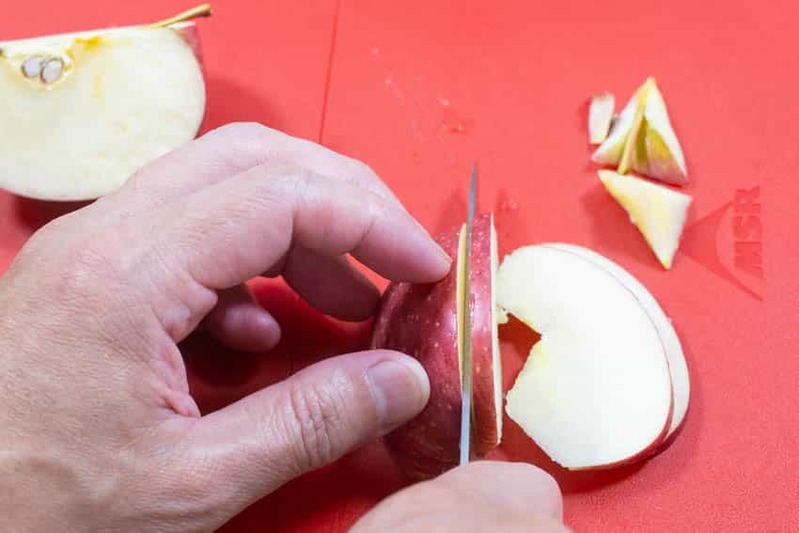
[183,350,429,516]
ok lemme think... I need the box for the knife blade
[459,163,477,465]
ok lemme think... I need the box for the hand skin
[352,461,568,533]
[0,123,564,532]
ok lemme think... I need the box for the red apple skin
[469,213,501,456]
[371,225,463,480]
[371,215,500,480]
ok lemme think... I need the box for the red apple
[371,209,689,477]
[371,214,502,480]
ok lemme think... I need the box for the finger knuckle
[285,380,348,471]
[217,121,276,147]
[348,158,378,180]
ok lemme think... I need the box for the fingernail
[436,243,453,269]
[366,357,430,434]
[425,236,452,276]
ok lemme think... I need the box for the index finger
[148,163,451,295]
[100,122,406,218]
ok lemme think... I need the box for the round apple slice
[372,213,501,479]
[544,243,689,438]
[0,20,206,201]
[499,245,673,470]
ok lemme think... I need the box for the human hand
[352,461,567,532]
[0,123,451,532]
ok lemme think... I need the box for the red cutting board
[2,1,799,531]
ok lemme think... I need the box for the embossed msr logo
[680,186,764,301]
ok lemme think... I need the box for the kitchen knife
[459,163,477,465]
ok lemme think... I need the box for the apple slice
[499,244,673,470]
[372,214,501,479]
[632,79,688,185]
[598,169,692,269]
[588,92,615,145]
[590,82,644,170]
[592,77,688,185]
[543,244,689,437]
[0,5,210,201]
[468,213,503,455]
[617,79,651,176]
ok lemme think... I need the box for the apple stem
[149,4,213,28]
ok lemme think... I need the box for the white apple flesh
[499,244,673,470]
[588,92,615,145]
[0,18,206,201]
[544,244,689,437]
[598,169,692,270]
[592,77,688,186]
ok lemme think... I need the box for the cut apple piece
[499,244,673,470]
[469,213,503,455]
[598,169,692,269]
[0,6,210,201]
[544,244,689,437]
[635,82,687,184]
[617,79,652,175]
[588,92,615,145]
[590,84,642,169]
[372,214,502,479]
[592,77,688,185]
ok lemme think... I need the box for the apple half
[371,213,502,480]
[373,210,689,478]
[0,5,211,201]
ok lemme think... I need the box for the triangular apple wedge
[0,5,210,201]
[598,169,692,269]
[592,77,688,185]
[499,244,674,470]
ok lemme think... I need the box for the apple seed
[40,57,65,84]
[21,55,46,79]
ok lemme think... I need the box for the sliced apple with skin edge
[592,76,688,185]
[0,5,211,201]
[598,169,692,270]
[632,79,688,185]
[591,84,642,168]
[373,214,687,475]
[617,79,652,175]
[499,244,673,470]
[372,214,502,480]
[467,213,503,455]
[544,243,689,438]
